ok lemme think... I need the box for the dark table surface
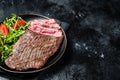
[0,0,120,80]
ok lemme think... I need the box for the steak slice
[5,19,63,70]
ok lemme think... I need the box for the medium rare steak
[5,19,63,70]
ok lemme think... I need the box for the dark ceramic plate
[0,14,67,73]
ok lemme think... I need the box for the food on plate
[0,14,30,62]
[0,23,9,36]
[4,18,63,70]
[12,19,26,29]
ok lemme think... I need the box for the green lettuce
[0,14,30,62]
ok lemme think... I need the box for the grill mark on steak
[5,29,63,70]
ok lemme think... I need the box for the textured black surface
[0,0,120,80]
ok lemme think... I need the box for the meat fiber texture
[5,19,63,71]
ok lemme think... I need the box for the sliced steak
[5,19,63,70]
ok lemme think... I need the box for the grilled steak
[5,19,63,70]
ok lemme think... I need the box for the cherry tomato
[13,19,26,29]
[0,23,9,36]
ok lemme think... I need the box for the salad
[0,14,30,62]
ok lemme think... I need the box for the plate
[0,13,67,73]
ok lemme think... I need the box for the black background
[0,0,120,80]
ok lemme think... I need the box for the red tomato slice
[18,19,26,26]
[0,23,9,36]
[13,19,26,29]
[13,22,18,29]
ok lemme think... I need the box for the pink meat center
[28,19,62,37]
